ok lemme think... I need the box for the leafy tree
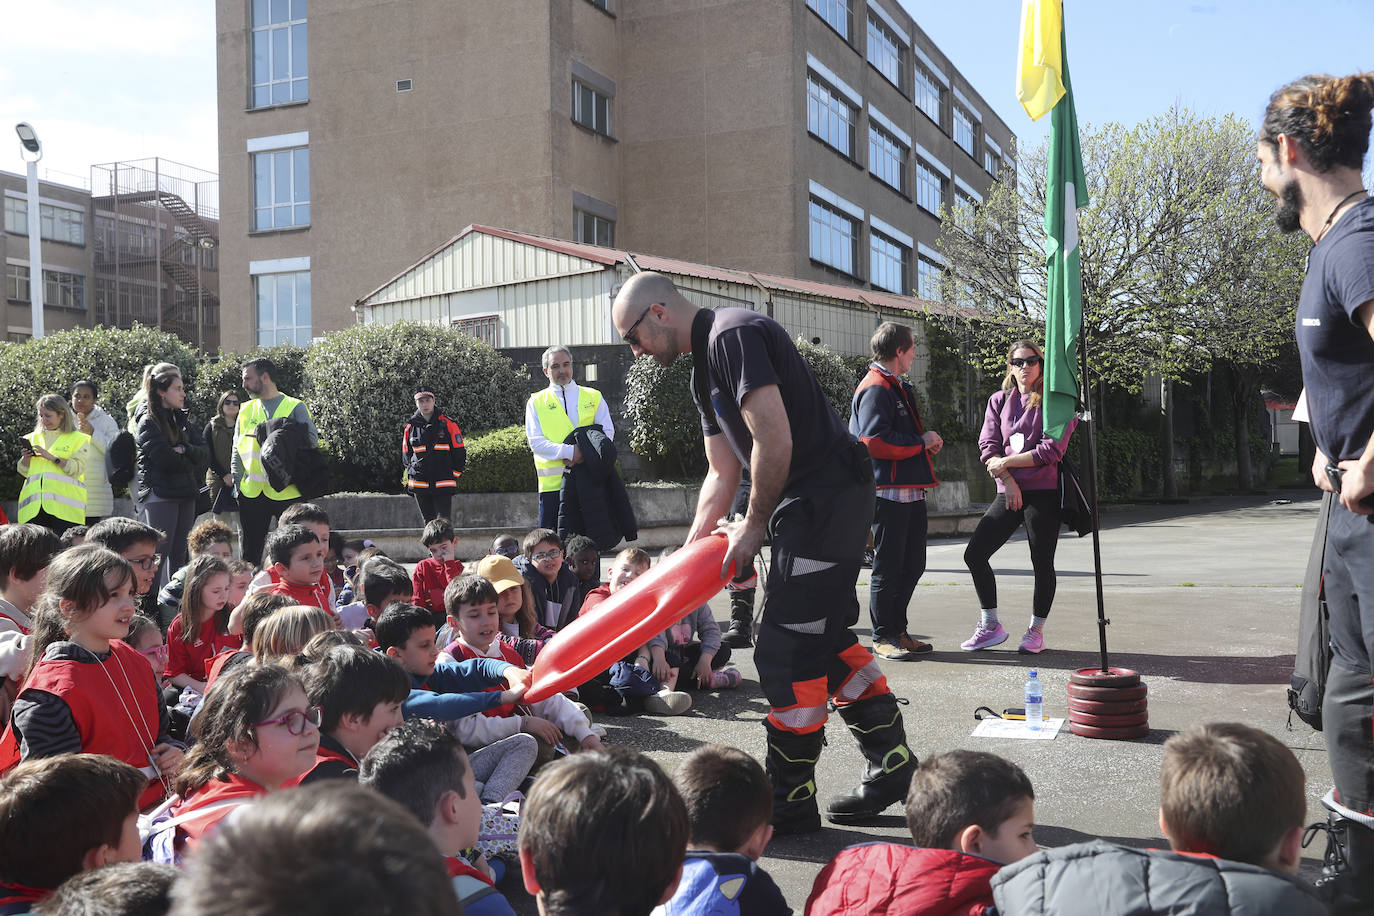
[936,110,1303,494]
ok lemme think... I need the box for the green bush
[304,322,528,492]
[0,324,202,498]
[623,354,706,481]
[455,425,537,494]
[622,337,856,481]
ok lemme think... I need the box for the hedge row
[0,323,528,499]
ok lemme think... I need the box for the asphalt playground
[500,492,1332,912]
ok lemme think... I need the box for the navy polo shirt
[690,307,852,489]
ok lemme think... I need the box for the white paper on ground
[971,717,1065,740]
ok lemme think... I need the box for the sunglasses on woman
[1009,356,1042,368]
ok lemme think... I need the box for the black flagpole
[1077,330,1110,673]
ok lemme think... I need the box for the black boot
[826,693,916,822]
[1311,815,1374,914]
[722,587,755,648]
[764,722,824,835]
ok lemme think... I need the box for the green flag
[1033,3,1089,440]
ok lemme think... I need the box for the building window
[454,315,498,347]
[953,105,976,156]
[572,81,613,136]
[914,63,943,126]
[45,270,85,309]
[252,147,310,230]
[807,74,857,158]
[255,271,312,346]
[5,264,28,302]
[252,0,308,107]
[870,232,909,295]
[915,159,946,214]
[574,208,614,247]
[807,0,852,40]
[585,0,612,9]
[917,256,941,301]
[984,148,1000,178]
[866,15,904,90]
[869,125,908,195]
[809,198,860,277]
[4,198,85,245]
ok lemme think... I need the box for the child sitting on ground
[360,719,518,916]
[991,723,1325,915]
[246,503,336,605]
[519,748,688,916]
[414,518,465,626]
[56,525,86,549]
[336,557,412,632]
[2,547,182,810]
[521,529,582,631]
[147,663,320,863]
[209,591,295,689]
[476,554,553,666]
[375,603,539,803]
[155,519,233,632]
[665,745,790,916]
[264,525,332,616]
[564,535,601,609]
[0,754,147,915]
[38,861,178,916]
[0,524,61,720]
[324,532,347,593]
[491,534,519,560]
[249,606,335,666]
[806,750,1036,915]
[165,555,242,700]
[298,644,409,783]
[443,576,603,754]
[170,781,460,916]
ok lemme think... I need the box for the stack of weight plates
[1067,667,1148,739]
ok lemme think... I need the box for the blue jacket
[849,365,937,491]
[402,657,510,721]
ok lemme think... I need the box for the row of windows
[808,70,1000,209]
[808,194,944,300]
[4,198,86,245]
[806,0,1008,178]
[5,265,87,309]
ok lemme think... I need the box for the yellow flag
[1017,0,1065,121]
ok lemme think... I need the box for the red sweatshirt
[165,617,242,682]
[413,558,465,615]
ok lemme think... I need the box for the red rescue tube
[525,535,731,704]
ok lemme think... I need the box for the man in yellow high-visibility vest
[524,345,614,529]
[233,356,319,565]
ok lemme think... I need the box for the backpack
[106,430,137,490]
[1289,491,1333,731]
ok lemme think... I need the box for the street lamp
[14,122,44,339]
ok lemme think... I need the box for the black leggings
[963,489,1062,619]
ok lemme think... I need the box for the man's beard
[1275,178,1303,233]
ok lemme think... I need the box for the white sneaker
[643,689,692,716]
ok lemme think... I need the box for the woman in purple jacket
[961,340,1076,655]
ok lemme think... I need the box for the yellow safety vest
[531,387,603,493]
[235,395,303,500]
[18,430,90,524]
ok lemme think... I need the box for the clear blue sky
[2,2,1372,184]
[899,0,1374,159]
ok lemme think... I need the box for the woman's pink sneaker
[710,668,742,689]
[1018,627,1045,654]
[960,623,1008,651]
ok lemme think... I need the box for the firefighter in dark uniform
[612,271,916,833]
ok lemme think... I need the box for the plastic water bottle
[1025,670,1043,731]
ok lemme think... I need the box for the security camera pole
[14,122,44,339]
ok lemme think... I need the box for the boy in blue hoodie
[374,603,528,721]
